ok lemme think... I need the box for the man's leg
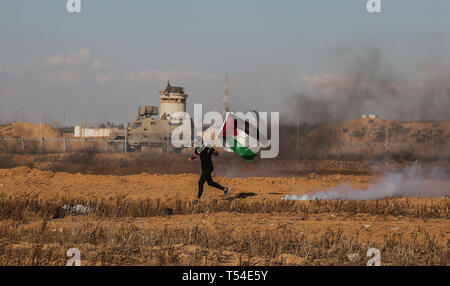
[205,172,225,191]
[197,171,208,199]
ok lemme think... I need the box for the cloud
[95,72,116,84]
[128,69,213,82]
[91,59,104,70]
[0,49,109,86]
[1,61,35,77]
[43,69,84,85]
[44,49,92,66]
[1,50,211,87]
[0,49,221,124]
[44,53,65,66]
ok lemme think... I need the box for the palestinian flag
[216,112,268,162]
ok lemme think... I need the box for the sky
[1,0,450,126]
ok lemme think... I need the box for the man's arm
[188,151,197,161]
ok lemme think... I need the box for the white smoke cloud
[283,164,449,200]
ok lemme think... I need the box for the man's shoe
[224,187,230,198]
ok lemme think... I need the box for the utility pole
[40,107,44,153]
[167,123,170,156]
[296,118,299,156]
[124,122,127,153]
[82,121,85,150]
[124,106,128,153]
[431,124,434,159]
[63,107,66,128]
[40,121,43,153]
[83,109,87,151]
[385,126,389,154]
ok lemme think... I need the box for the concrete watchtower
[159,81,188,121]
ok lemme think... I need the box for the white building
[74,126,111,137]
[361,114,378,119]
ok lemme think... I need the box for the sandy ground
[0,166,374,201]
[0,166,448,265]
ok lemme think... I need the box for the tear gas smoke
[290,48,450,125]
[283,164,449,200]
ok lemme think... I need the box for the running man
[188,144,230,201]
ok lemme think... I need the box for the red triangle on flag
[217,114,237,138]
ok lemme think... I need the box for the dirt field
[0,164,448,266]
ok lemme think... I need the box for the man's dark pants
[198,169,225,199]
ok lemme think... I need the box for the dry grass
[0,194,448,266]
[0,194,448,221]
[0,218,447,266]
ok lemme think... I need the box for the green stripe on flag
[227,138,257,162]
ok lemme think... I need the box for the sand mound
[306,118,450,145]
[298,118,450,158]
[0,122,61,138]
[6,166,33,177]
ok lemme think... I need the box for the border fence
[1,135,450,160]
[290,132,450,160]
[0,137,129,153]
[1,122,450,159]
